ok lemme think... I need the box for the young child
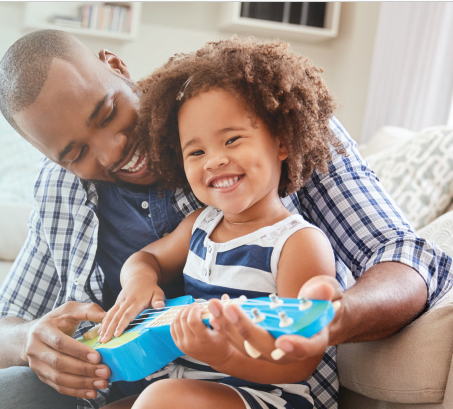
[100,37,344,409]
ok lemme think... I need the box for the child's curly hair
[136,36,345,196]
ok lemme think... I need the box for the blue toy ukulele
[78,294,334,382]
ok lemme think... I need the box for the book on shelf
[50,3,133,34]
[50,15,83,28]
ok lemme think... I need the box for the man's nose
[95,132,128,169]
[203,151,230,171]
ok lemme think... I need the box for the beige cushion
[358,126,415,158]
[365,126,453,230]
[337,211,453,403]
[337,289,453,404]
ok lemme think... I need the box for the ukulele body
[78,295,334,382]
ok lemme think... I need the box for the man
[0,30,450,409]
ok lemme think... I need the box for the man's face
[13,52,154,187]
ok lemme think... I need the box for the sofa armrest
[337,289,453,404]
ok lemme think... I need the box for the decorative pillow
[365,126,453,230]
[0,113,43,204]
[417,209,453,258]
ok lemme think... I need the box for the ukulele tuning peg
[269,293,283,309]
[298,296,313,311]
[278,311,294,328]
[234,295,248,305]
[251,307,265,323]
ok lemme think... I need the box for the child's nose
[204,152,229,171]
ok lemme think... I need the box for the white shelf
[23,2,141,42]
[219,2,341,43]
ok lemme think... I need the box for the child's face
[178,89,288,216]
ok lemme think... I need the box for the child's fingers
[178,303,197,338]
[113,305,142,337]
[150,287,166,310]
[99,303,129,343]
[98,304,119,339]
[186,303,207,336]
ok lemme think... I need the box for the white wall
[0,2,381,141]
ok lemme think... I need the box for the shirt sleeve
[0,162,60,320]
[297,116,453,307]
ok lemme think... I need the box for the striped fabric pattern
[0,117,451,409]
[179,206,327,408]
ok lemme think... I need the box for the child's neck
[210,190,292,243]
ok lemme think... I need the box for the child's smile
[178,88,288,223]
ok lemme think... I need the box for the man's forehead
[12,58,112,157]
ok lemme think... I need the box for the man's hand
[208,276,343,364]
[24,301,110,399]
[98,275,165,343]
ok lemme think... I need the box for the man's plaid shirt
[1,117,451,409]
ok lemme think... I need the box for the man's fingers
[37,347,110,379]
[299,276,343,301]
[43,377,99,399]
[274,327,329,361]
[33,326,102,364]
[68,302,107,326]
[222,303,276,357]
[208,299,273,356]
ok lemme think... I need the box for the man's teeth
[121,149,147,172]
[212,176,240,188]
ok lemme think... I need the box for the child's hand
[98,275,165,343]
[170,302,235,368]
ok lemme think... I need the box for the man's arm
[330,262,427,345]
[0,161,111,398]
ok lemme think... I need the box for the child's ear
[278,142,289,161]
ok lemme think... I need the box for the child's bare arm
[99,208,204,343]
[204,227,336,383]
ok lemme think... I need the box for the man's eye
[102,102,117,127]
[189,150,204,157]
[226,136,240,145]
[74,146,87,163]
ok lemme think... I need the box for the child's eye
[189,150,204,157]
[226,136,240,145]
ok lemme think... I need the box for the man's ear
[278,142,289,161]
[98,49,132,80]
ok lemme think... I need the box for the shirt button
[74,278,79,285]
[141,201,149,209]
[204,269,208,276]
[163,233,169,237]
[208,246,212,253]
[93,219,99,226]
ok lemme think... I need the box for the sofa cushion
[365,126,453,230]
[337,288,453,404]
[337,210,453,403]
[0,112,42,204]
[0,202,33,261]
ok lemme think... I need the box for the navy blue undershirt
[94,184,185,399]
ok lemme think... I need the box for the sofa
[1,115,453,408]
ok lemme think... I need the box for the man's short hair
[0,29,83,134]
